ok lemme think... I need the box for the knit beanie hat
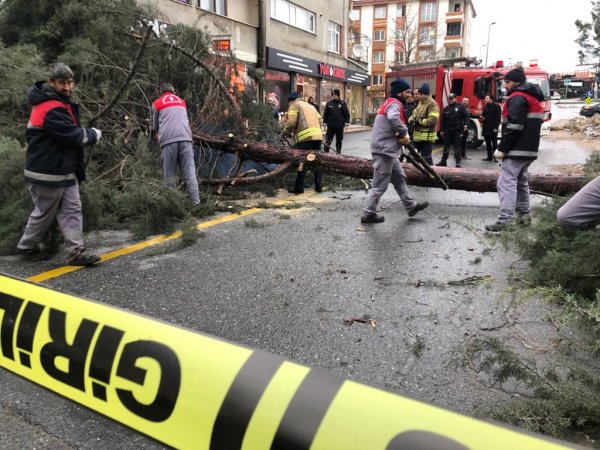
[390,78,411,95]
[418,83,431,95]
[287,91,301,102]
[504,68,526,83]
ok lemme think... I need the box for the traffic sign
[586,97,593,104]
[563,79,571,86]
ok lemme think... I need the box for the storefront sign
[212,39,231,52]
[267,47,369,86]
[319,63,346,79]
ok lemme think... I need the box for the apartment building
[145,0,370,124]
[349,0,476,110]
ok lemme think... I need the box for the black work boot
[485,221,508,232]
[408,201,429,217]
[436,154,448,166]
[68,252,101,266]
[18,247,51,262]
[361,213,385,224]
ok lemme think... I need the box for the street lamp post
[480,44,486,62]
[485,22,496,67]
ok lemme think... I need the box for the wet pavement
[0,105,596,449]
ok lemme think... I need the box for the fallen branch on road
[193,131,587,196]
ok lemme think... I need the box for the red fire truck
[385,58,552,148]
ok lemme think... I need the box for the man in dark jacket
[480,94,502,161]
[437,93,469,167]
[323,89,350,153]
[486,67,545,232]
[460,97,473,159]
[17,63,102,265]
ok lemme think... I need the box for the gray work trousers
[17,182,85,258]
[363,154,417,216]
[557,175,600,229]
[496,158,533,223]
[161,141,200,205]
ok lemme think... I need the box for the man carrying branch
[361,78,429,224]
[17,63,102,266]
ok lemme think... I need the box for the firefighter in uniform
[408,83,439,166]
[486,67,545,232]
[282,92,324,194]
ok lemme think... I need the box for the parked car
[580,103,600,117]
[551,91,561,100]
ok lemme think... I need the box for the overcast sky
[469,0,594,73]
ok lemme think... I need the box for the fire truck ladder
[389,56,479,71]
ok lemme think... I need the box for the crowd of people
[17,63,598,266]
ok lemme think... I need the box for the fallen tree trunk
[194,132,586,196]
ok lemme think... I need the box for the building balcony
[445,11,464,22]
[444,35,463,47]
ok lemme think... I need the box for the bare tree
[389,9,420,66]
[388,7,448,68]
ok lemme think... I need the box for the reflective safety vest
[283,99,323,144]
[411,96,439,143]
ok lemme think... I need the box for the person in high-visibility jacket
[408,83,439,166]
[281,92,324,194]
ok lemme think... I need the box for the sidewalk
[346,124,371,133]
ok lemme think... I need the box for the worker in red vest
[361,78,429,223]
[17,63,102,266]
[152,82,201,207]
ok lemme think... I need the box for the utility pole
[594,57,600,100]
[485,22,496,67]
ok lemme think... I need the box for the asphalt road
[0,107,594,449]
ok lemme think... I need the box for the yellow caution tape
[0,273,573,449]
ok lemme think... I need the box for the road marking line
[27,193,315,283]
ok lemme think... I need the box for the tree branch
[89,23,153,127]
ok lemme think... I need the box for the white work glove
[493,149,505,161]
[92,128,102,141]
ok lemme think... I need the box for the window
[373,51,384,64]
[454,3,461,11]
[271,0,316,33]
[419,26,434,45]
[420,2,436,21]
[394,51,405,64]
[328,21,341,53]
[446,48,459,58]
[373,74,383,85]
[198,0,225,15]
[446,22,462,36]
[417,49,433,61]
[451,78,464,96]
[397,3,406,17]
[374,29,385,41]
[374,6,386,19]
